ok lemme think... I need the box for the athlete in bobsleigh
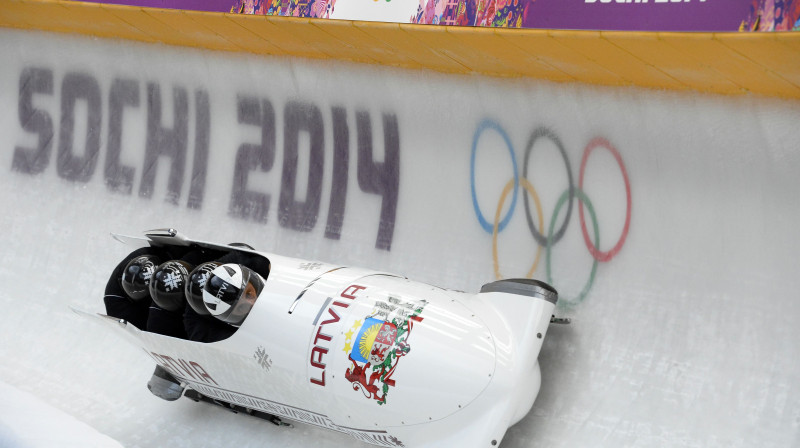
[103,241,270,399]
[91,229,565,447]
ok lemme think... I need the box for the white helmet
[202,264,265,326]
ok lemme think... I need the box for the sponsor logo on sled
[343,298,427,405]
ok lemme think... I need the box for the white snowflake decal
[197,272,210,289]
[143,265,155,281]
[254,346,272,372]
[299,262,323,271]
[163,271,181,291]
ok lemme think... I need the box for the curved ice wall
[0,29,798,447]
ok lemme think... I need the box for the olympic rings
[470,121,632,305]
[471,119,518,233]
[493,177,544,280]
[523,127,574,247]
[579,138,632,263]
[546,188,598,306]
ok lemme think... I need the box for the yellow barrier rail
[2,0,799,99]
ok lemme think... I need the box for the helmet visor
[203,264,264,326]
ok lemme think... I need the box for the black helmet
[149,260,193,311]
[121,255,161,301]
[202,263,265,326]
[185,261,220,316]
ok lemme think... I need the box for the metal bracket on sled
[145,228,192,247]
[550,315,571,324]
[183,389,292,428]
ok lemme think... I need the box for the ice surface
[0,28,798,447]
[0,380,123,447]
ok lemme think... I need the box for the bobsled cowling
[96,230,558,448]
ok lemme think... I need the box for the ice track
[0,29,798,448]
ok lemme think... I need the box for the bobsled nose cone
[479,278,558,305]
[477,278,558,426]
[478,277,557,359]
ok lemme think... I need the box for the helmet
[149,260,193,312]
[185,261,220,316]
[121,255,161,301]
[202,263,265,326]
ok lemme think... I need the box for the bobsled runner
[79,229,563,448]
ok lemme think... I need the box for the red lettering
[151,353,167,365]
[310,345,327,387]
[313,325,332,345]
[341,284,366,300]
[190,361,219,386]
[310,346,328,369]
[319,307,340,327]
[148,352,217,386]
[309,291,359,388]
[310,371,325,386]
[155,354,182,373]
[177,359,199,380]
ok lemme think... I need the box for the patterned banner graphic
[72,0,800,31]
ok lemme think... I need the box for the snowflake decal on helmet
[143,265,155,281]
[197,272,210,289]
[163,272,181,291]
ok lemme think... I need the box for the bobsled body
[92,230,557,448]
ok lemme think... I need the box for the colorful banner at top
[75,0,800,31]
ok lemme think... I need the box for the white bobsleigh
[82,229,561,448]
